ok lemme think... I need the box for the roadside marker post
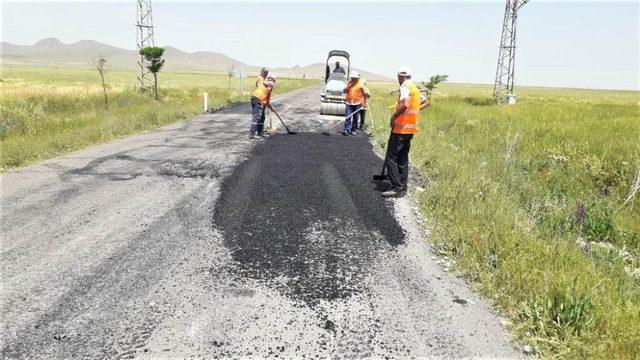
[237,66,245,94]
[203,92,209,112]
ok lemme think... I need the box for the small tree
[139,47,165,100]
[421,74,448,101]
[91,55,109,109]
[226,65,235,99]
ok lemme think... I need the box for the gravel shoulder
[1,85,521,358]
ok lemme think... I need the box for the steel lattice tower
[493,0,529,104]
[136,0,155,91]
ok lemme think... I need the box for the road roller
[320,50,350,116]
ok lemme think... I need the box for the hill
[0,38,392,81]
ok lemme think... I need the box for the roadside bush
[547,282,595,337]
[583,204,615,242]
[0,101,46,139]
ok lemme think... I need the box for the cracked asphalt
[0,85,521,359]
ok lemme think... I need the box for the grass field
[368,83,640,358]
[0,65,317,170]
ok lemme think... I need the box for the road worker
[342,71,367,136]
[381,66,429,197]
[357,79,371,131]
[249,67,270,139]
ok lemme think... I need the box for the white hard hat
[349,71,361,79]
[397,66,411,76]
[266,74,276,81]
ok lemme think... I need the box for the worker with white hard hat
[379,65,429,197]
[342,70,368,135]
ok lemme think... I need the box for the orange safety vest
[252,76,269,104]
[345,80,365,105]
[393,80,421,134]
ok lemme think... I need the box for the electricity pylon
[493,0,529,104]
[136,0,155,92]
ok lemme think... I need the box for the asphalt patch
[213,132,406,306]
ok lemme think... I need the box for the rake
[321,107,364,136]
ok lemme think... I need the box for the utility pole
[493,0,529,104]
[136,0,155,92]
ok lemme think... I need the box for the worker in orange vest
[381,66,429,197]
[250,67,271,139]
[342,71,367,136]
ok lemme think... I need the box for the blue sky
[2,1,638,90]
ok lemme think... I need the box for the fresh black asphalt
[214,132,405,306]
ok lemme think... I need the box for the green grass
[367,83,640,358]
[0,65,318,170]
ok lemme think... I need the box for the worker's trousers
[344,104,362,133]
[384,133,413,191]
[250,97,266,135]
[357,108,367,130]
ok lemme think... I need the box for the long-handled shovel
[372,163,387,182]
[267,105,297,135]
[321,107,364,136]
[372,132,388,182]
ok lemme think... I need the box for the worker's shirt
[264,81,275,104]
[398,81,425,107]
[398,81,410,104]
[252,76,269,104]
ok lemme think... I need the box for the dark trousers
[357,108,366,129]
[250,97,266,134]
[384,133,413,191]
[344,104,362,132]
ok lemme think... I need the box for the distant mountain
[0,38,392,81]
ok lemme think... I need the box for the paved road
[1,85,520,359]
